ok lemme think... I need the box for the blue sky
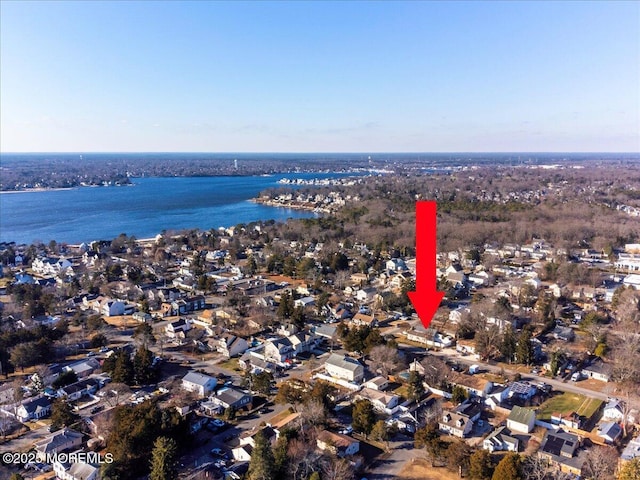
[1,1,638,152]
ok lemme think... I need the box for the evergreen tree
[451,385,469,404]
[491,453,522,480]
[515,328,534,365]
[352,399,376,436]
[247,430,275,480]
[134,345,155,385]
[50,399,78,430]
[469,449,493,480]
[407,371,425,402]
[112,350,135,385]
[149,436,178,480]
[500,325,517,363]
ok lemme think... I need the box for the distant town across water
[1,152,638,245]
[0,173,356,245]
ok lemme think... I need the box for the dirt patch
[399,458,464,480]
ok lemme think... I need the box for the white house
[181,371,218,397]
[324,353,364,383]
[602,399,625,421]
[217,334,249,358]
[316,431,360,457]
[165,318,192,338]
[507,406,536,434]
[35,428,83,460]
[100,299,126,317]
[483,426,519,452]
[597,422,623,444]
[356,388,400,415]
[16,396,51,422]
[439,411,473,438]
[53,460,99,480]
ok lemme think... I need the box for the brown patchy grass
[399,458,464,480]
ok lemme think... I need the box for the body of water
[0,173,350,245]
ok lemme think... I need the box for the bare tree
[298,399,327,428]
[321,456,354,480]
[287,438,319,480]
[103,383,132,408]
[581,446,618,480]
[522,455,552,480]
[368,344,400,377]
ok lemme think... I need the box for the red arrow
[407,201,445,329]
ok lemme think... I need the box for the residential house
[507,406,536,434]
[621,434,640,461]
[216,334,249,358]
[552,325,575,342]
[288,332,316,355]
[35,428,83,460]
[314,324,338,342]
[551,412,583,430]
[507,381,538,402]
[356,287,378,303]
[350,312,377,328]
[439,410,473,438]
[316,431,360,457]
[386,258,408,272]
[64,358,100,379]
[264,337,295,364]
[598,422,623,444]
[132,311,152,323]
[210,387,253,412]
[582,357,612,382]
[324,353,364,383]
[16,396,51,422]
[294,296,315,308]
[181,372,218,397]
[356,388,400,415]
[100,298,126,317]
[53,460,99,480]
[57,379,100,401]
[165,318,192,338]
[483,426,519,452]
[363,376,389,391]
[538,429,584,476]
[406,325,454,348]
[602,399,625,421]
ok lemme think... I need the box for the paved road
[366,434,416,479]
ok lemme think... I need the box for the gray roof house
[181,371,218,397]
[324,353,364,383]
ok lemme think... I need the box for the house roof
[216,387,251,405]
[485,426,519,449]
[35,428,83,454]
[182,371,216,387]
[325,353,362,373]
[598,422,622,440]
[540,429,579,457]
[508,405,536,425]
[317,430,358,449]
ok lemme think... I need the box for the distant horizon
[2,151,639,155]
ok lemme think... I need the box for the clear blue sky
[1,1,638,153]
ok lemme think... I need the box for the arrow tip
[408,290,445,329]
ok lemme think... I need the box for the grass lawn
[218,357,241,372]
[537,392,603,421]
